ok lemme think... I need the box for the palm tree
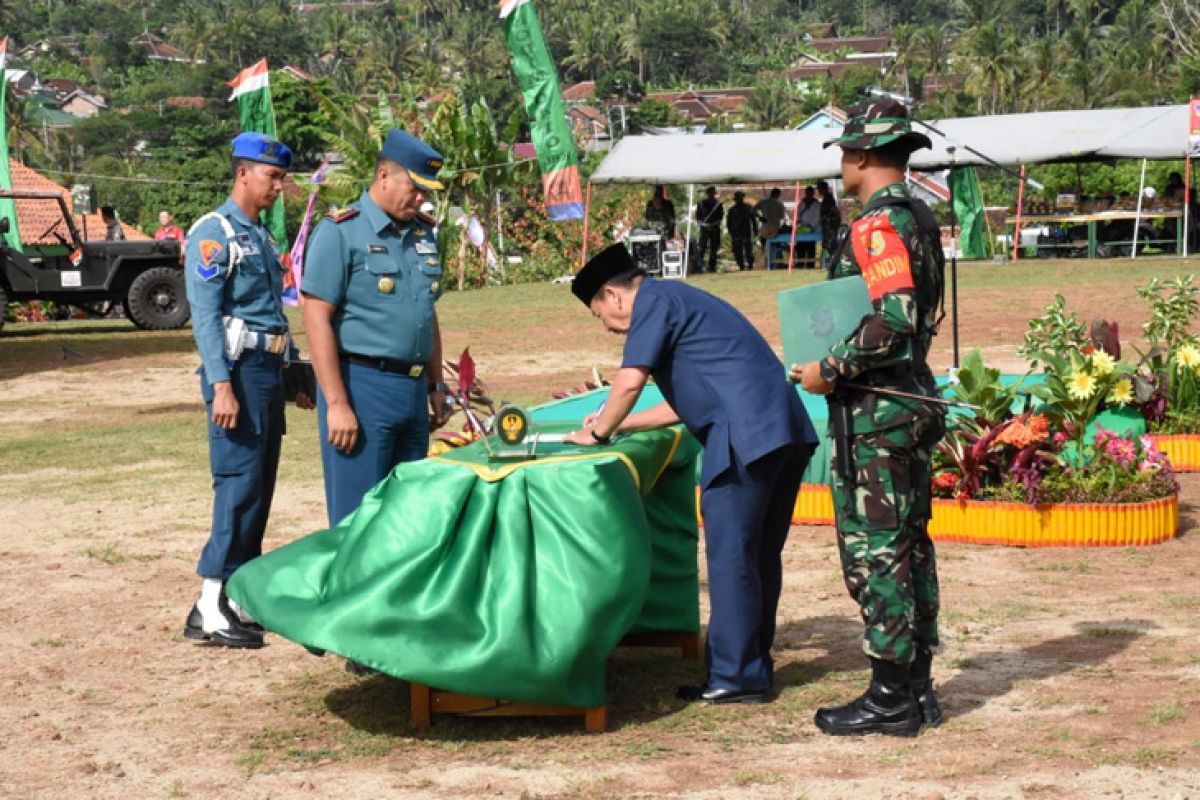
[745,79,798,130]
[966,21,1017,114]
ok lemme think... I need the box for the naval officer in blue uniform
[183,132,311,649]
[564,243,819,703]
[302,129,452,528]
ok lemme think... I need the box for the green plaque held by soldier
[777,276,873,369]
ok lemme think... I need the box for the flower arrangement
[1130,275,1200,433]
[933,349,1176,505]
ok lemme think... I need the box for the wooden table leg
[410,682,431,729]
[584,705,608,733]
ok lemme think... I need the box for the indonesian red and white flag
[497,0,530,18]
[227,59,270,101]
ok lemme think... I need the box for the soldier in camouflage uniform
[792,99,946,737]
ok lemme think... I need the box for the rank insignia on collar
[326,208,360,223]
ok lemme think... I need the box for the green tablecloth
[226,423,701,708]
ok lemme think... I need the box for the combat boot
[814,658,921,737]
[911,647,942,727]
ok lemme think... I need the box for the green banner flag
[0,36,22,252]
[227,59,287,248]
[500,0,584,220]
[950,166,988,260]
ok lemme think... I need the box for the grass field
[2,256,1200,799]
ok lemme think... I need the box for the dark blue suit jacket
[621,278,818,488]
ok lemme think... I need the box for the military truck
[0,189,189,332]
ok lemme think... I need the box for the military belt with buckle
[243,330,289,355]
[341,352,425,378]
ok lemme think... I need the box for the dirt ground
[2,263,1199,799]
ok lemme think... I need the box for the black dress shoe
[183,603,265,649]
[676,683,771,704]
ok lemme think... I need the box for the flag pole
[579,180,592,269]
[1184,156,1191,258]
[1133,158,1147,260]
[787,180,801,273]
[1013,164,1026,263]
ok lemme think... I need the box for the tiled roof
[561,81,596,102]
[5,159,148,245]
[810,36,892,54]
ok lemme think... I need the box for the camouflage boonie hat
[823,98,933,153]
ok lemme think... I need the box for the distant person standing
[755,188,786,264]
[694,186,724,273]
[644,184,677,239]
[817,180,842,268]
[101,206,124,241]
[796,186,821,268]
[726,190,757,271]
[154,210,186,245]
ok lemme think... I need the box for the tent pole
[684,184,695,278]
[1184,156,1191,259]
[1133,159,1147,260]
[787,180,801,273]
[580,181,593,269]
[948,158,960,369]
[1013,164,1026,263]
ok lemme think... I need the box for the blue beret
[379,129,445,191]
[231,132,293,169]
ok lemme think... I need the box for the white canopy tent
[584,104,1194,366]
[589,104,1192,184]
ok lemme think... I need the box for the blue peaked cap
[231,132,293,169]
[379,129,445,190]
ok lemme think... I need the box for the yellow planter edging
[786,484,1177,547]
[1148,434,1200,472]
[928,494,1178,547]
[792,483,835,526]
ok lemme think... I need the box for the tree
[745,78,800,130]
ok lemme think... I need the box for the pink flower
[1053,432,1069,445]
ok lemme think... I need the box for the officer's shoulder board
[415,211,437,228]
[326,207,360,224]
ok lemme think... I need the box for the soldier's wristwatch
[819,360,839,385]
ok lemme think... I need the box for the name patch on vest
[850,216,913,301]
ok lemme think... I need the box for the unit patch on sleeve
[196,240,224,281]
[850,216,914,301]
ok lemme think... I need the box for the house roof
[809,36,892,54]
[129,32,198,64]
[766,55,894,81]
[562,81,596,102]
[5,159,148,245]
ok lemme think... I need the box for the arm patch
[850,215,914,301]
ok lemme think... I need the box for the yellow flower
[1067,371,1096,400]
[1177,343,1200,368]
[1107,378,1133,405]
[1090,351,1115,376]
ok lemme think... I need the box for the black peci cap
[571,242,637,306]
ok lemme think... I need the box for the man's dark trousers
[699,441,813,691]
[698,226,721,273]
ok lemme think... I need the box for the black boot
[814,658,921,737]
[911,647,942,727]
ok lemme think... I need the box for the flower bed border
[791,484,1178,547]
[1147,434,1200,472]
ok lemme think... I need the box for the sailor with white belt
[182,132,308,648]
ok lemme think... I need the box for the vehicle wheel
[125,267,190,330]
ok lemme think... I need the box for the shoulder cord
[186,212,245,274]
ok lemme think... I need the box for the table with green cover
[226,422,702,709]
